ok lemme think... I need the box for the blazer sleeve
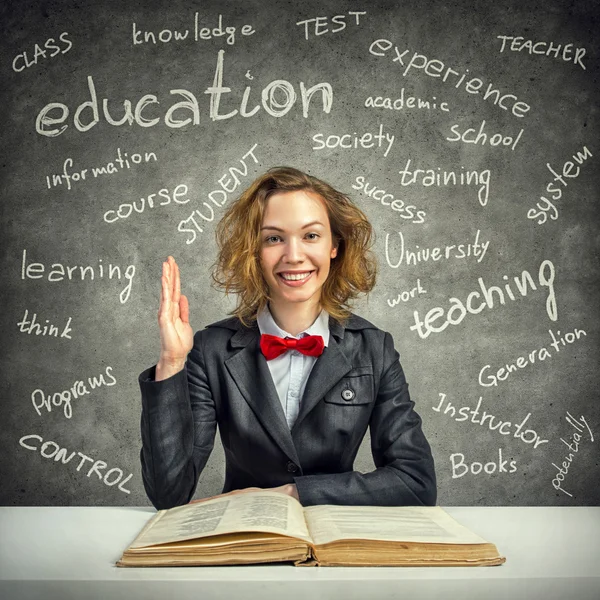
[139,330,217,510]
[293,331,437,507]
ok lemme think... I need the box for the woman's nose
[284,238,304,262]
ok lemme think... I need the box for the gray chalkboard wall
[1,0,598,506]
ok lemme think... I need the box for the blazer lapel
[292,317,352,434]
[224,324,300,466]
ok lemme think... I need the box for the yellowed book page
[304,505,489,547]
[130,491,311,548]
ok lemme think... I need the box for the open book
[117,491,505,567]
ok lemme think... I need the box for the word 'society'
[178,144,259,244]
[21,250,136,304]
[35,51,333,136]
[478,327,587,388]
[19,435,133,494]
[312,124,395,157]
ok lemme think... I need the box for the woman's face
[259,189,338,309]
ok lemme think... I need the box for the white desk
[1,507,599,600]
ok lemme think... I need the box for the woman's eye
[265,235,280,243]
[306,233,320,240]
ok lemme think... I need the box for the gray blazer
[139,312,436,509]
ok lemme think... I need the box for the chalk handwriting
[12,32,72,72]
[365,89,450,112]
[31,366,116,420]
[132,14,255,47]
[178,144,259,244]
[396,159,491,206]
[551,412,594,497]
[351,175,426,223]
[104,184,190,224]
[296,12,366,39]
[433,392,549,449]
[312,124,395,157]
[19,434,132,494]
[497,36,586,70]
[408,259,557,339]
[479,327,587,387]
[17,309,73,339]
[36,51,333,136]
[527,145,593,224]
[450,449,517,478]
[446,120,523,150]
[387,279,427,307]
[369,38,531,118]
[45,149,158,191]
[21,249,136,304]
[385,230,490,267]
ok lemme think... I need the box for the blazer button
[341,388,355,401]
[286,461,298,473]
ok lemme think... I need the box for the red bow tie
[260,333,325,360]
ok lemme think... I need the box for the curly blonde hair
[211,167,377,327]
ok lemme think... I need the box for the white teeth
[280,272,311,281]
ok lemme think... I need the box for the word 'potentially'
[551,413,594,498]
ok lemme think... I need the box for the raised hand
[156,256,193,380]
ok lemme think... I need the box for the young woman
[139,167,436,510]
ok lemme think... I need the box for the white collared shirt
[256,305,330,429]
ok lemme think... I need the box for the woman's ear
[331,245,338,259]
